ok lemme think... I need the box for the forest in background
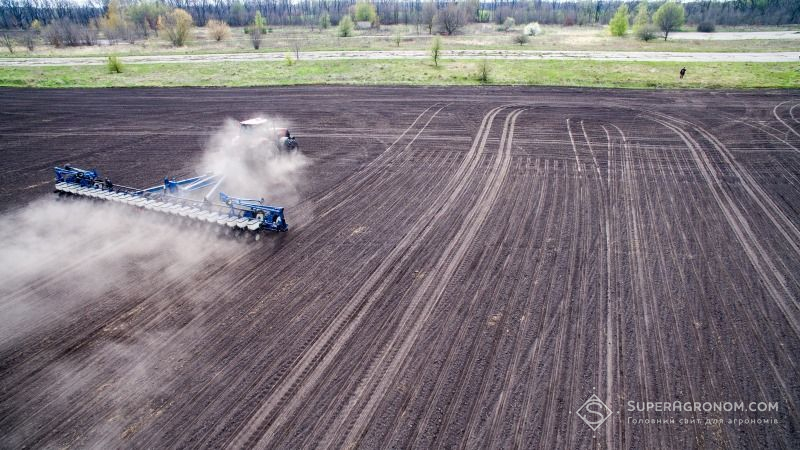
[1,0,798,31]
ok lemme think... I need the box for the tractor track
[345,109,524,449]
[0,87,798,449]
[228,105,514,448]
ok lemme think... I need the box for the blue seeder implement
[54,165,288,233]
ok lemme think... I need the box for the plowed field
[0,87,798,449]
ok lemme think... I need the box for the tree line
[1,0,797,31]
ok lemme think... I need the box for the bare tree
[2,32,13,53]
[22,31,35,51]
[420,0,436,34]
[435,3,467,35]
[291,39,302,60]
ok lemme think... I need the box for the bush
[523,22,541,36]
[100,0,134,44]
[635,24,659,41]
[500,17,515,32]
[609,4,629,37]
[43,19,97,47]
[250,11,265,49]
[697,21,715,32]
[207,19,230,41]
[338,16,354,37]
[80,26,98,46]
[127,1,167,37]
[107,55,123,73]
[319,12,330,29]
[476,59,491,84]
[354,1,377,23]
[162,8,193,46]
[513,33,529,45]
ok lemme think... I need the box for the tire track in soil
[511,160,572,450]
[654,144,769,448]
[447,161,536,449]
[618,124,657,450]
[652,110,800,270]
[308,103,446,218]
[264,110,519,447]
[650,115,800,338]
[374,157,557,450]
[4,113,438,442]
[537,160,583,450]
[580,120,617,450]
[773,100,800,140]
[562,118,599,450]
[639,147,708,448]
[360,109,523,450]
[651,126,800,431]
[601,124,623,450]
[156,144,461,449]
[3,88,800,449]
[226,105,510,448]
[208,138,488,450]
[627,140,679,449]
[647,114,800,436]
[291,151,473,447]
[262,109,521,448]
[474,160,550,449]
[145,147,457,448]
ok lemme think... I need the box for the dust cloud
[200,117,310,206]
[0,195,244,447]
[0,197,238,348]
[0,115,308,447]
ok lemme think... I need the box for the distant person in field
[680,67,686,79]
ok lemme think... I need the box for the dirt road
[0,87,798,448]
[671,30,800,40]
[1,49,799,66]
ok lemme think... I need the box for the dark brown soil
[0,86,798,449]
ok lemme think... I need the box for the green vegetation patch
[0,59,797,89]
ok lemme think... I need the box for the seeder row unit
[54,165,288,233]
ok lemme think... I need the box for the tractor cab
[240,117,298,151]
